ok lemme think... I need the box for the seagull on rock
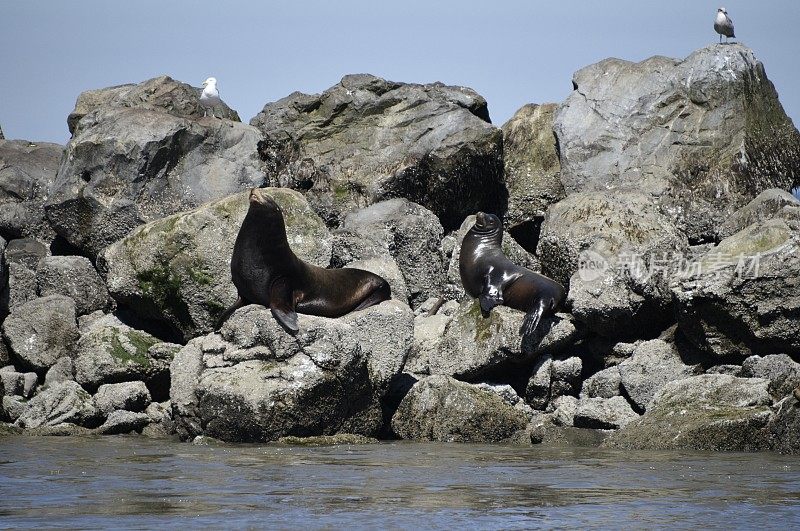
[714,7,735,44]
[200,77,222,118]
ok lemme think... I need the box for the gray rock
[672,216,800,358]
[73,314,171,391]
[769,396,800,454]
[741,354,800,399]
[405,310,454,375]
[550,356,583,399]
[538,191,688,338]
[333,199,445,307]
[145,400,171,424]
[474,382,538,421]
[44,357,75,387]
[718,188,800,240]
[617,339,701,412]
[47,76,263,258]
[250,74,506,230]
[391,375,533,444]
[554,45,800,242]
[101,188,330,340]
[0,369,23,396]
[525,354,553,410]
[3,238,49,312]
[95,410,150,435]
[171,300,412,442]
[501,103,565,234]
[36,256,111,316]
[0,139,64,242]
[15,381,100,429]
[93,381,152,416]
[550,395,578,427]
[574,396,639,430]
[67,75,239,134]
[22,372,37,398]
[0,336,8,368]
[2,295,79,372]
[605,375,773,451]
[2,395,25,422]
[580,366,622,399]
[705,364,743,376]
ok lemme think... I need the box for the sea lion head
[246,188,287,235]
[471,212,503,239]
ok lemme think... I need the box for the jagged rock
[474,382,539,421]
[2,238,49,312]
[769,396,800,454]
[549,395,578,427]
[73,314,173,391]
[44,357,74,387]
[36,256,111,316]
[741,354,800,399]
[171,301,412,442]
[706,364,742,376]
[332,199,445,306]
[391,375,533,444]
[0,368,23,396]
[101,188,330,340]
[672,215,800,358]
[0,139,63,242]
[96,410,150,435]
[617,339,701,412]
[580,366,621,399]
[718,188,800,239]
[554,44,800,242]
[66,75,240,134]
[15,381,100,429]
[46,76,264,258]
[2,295,78,372]
[443,215,540,300]
[538,191,688,338]
[93,381,152,416]
[501,103,565,241]
[250,74,506,229]
[605,375,773,451]
[2,395,25,422]
[573,396,638,430]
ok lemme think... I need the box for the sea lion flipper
[522,299,547,337]
[479,271,506,315]
[269,277,299,333]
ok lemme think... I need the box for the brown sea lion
[459,212,566,335]
[217,188,391,333]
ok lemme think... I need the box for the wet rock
[574,396,638,430]
[93,381,152,416]
[501,103,565,234]
[2,238,49,312]
[580,366,621,399]
[741,354,800,399]
[44,357,75,387]
[36,256,111,316]
[554,45,800,242]
[2,295,79,372]
[538,191,688,338]
[606,375,773,451]
[171,301,412,442]
[15,381,100,429]
[101,188,330,341]
[391,375,533,444]
[672,216,800,358]
[0,139,63,242]
[617,339,701,412]
[96,410,151,435]
[250,74,506,229]
[333,199,445,307]
[718,188,800,240]
[73,314,172,391]
[47,76,262,258]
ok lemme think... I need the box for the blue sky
[1,1,799,144]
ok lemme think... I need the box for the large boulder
[390,375,533,443]
[2,238,49,313]
[717,188,800,239]
[0,139,64,243]
[101,188,331,341]
[501,103,565,245]
[250,74,506,229]
[606,374,774,451]
[741,355,800,399]
[554,45,800,243]
[93,381,152,417]
[332,199,446,307]
[46,76,264,258]
[573,396,639,430]
[672,213,800,358]
[2,295,79,372]
[15,381,100,429]
[538,191,688,338]
[170,301,412,442]
[36,256,111,316]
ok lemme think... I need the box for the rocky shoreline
[1,43,800,453]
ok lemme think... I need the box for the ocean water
[1,436,799,529]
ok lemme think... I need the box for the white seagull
[199,77,221,117]
[714,7,735,44]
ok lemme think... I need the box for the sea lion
[217,188,391,333]
[459,212,566,336]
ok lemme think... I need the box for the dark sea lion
[459,212,566,336]
[217,188,391,333]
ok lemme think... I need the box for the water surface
[1,436,798,528]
